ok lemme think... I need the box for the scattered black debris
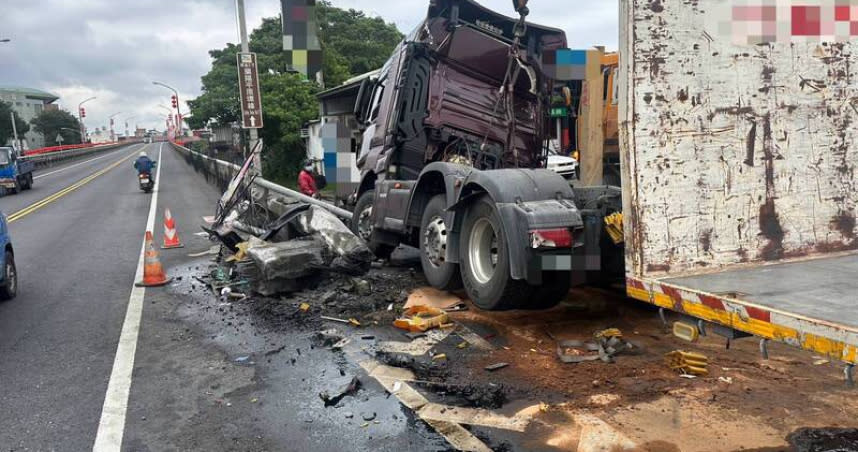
[361,412,377,421]
[788,428,858,452]
[319,376,361,407]
[375,351,450,380]
[419,382,508,410]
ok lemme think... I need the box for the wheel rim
[7,260,15,295]
[357,204,374,241]
[468,218,499,285]
[423,215,448,268]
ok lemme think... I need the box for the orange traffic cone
[136,231,172,287]
[162,208,184,249]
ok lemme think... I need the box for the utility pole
[10,111,20,152]
[236,0,261,172]
[78,96,96,143]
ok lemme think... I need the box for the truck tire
[24,173,33,190]
[460,195,531,310]
[0,251,17,300]
[352,190,395,260]
[528,272,571,310]
[420,195,462,291]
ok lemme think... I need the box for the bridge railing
[169,142,353,220]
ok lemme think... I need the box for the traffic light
[171,95,178,109]
[80,108,86,118]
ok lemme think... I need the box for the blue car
[0,211,17,300]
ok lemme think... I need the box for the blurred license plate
[140,178,150,184]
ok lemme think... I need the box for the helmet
[139,151,147,157]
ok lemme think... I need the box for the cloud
[0,0,617,133]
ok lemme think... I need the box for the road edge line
[92,142,162,451]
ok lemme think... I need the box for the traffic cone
[136,231,172,287]
[162,208,184,249]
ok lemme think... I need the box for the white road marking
[93,142,162,451]
[34,143,144,180]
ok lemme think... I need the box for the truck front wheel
[460,195,531,310]
[352,190,395,260]
[420,195,462,291]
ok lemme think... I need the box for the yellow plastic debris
[432,353,448,361]
[393,305,450,333]
[604,212,624,244]
[348,318,361,327]
[299,303,310,313]
[457,342,469,349]
[595,328,622,339]
[665,350,709,376]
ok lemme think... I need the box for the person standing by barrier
[298,161,319,199]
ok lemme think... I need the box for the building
[307,70,379,201]
[89,127,110,144]
[0,86,60,150]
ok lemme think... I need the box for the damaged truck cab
[351,0,620,310]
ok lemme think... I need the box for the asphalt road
[0,143,443,451]
[0,142,221,450]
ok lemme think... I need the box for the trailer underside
[626,253,858,371]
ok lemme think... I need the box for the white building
[0,86,60,150]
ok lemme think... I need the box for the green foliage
[0,101,30,146]
[30,109,82,146]
[187,2,402,184]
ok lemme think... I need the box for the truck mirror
[353,78,375,124]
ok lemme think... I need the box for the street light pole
[10,111,20,152]
[152,81,182,136]
[78,96,96,143]
[109,112,122,142]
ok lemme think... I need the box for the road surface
[0,143,856,452]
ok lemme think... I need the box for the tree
[187,2,402,185]
[30,109,82,146]
[0,101,30,146]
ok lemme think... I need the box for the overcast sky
[1,0,617,133]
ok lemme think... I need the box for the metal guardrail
[170,142,354,220]
[21,142,139,167]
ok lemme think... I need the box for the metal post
[78,97,96,144]
[846,364,855,388]
[236,0,261,174]
[10,111,20,151]
[759,338,769,360]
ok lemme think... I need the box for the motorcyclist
[133,151,155,178]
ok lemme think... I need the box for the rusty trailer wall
[620,0,858,278]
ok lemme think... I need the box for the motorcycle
[138,172,154,193]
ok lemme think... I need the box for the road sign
[237,52,263,129]
[550,107,568,118]
[55,134,64,144]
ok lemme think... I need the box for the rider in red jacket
[298,162,318,198]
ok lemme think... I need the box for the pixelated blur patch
[719,0,858,44]
[543,49,587,81]
[281,0,323,78]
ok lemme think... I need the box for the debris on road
[665,350,709,376]
[557,329,636,364]
[484,362,509,372]
[393,305,449,333]
[319,375,361,407]
[403,287,467,311]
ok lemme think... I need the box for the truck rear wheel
[420,195,462,291]
[352,190,395,260]
[23,173,33,190]
[460,195,531,310]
